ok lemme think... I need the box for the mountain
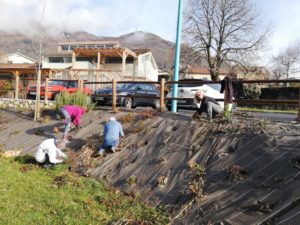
[0,31,175,70]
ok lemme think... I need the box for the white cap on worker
[109,117,116,121]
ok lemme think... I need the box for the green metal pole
[171,0,183,112]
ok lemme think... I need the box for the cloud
[0,0,178,41]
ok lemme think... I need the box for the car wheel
[123,97,133,108]
[153,99,160,109]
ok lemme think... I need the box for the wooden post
[77,79,83,91]
[14,71,19,99]
[72,52,76,69]
[48,70,53,79]
[122,51,127,81]
[298,83,300,122]
[112,79,117,112]
[81,80,84,91]
[224,79,229,119]
[45,77,49,103]
[160,78,165,112]
[97,51,101,69]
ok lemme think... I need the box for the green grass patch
[0,156,169,225]
[237,107,297,114]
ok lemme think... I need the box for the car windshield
[102,83,133,90]
[48,81,65,86]
[207,83,221,91]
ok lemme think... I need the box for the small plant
[258,119,270,127]
[228,165,247,181]
[126,176,137,185]
[243,83,261,99]
[41,115,51,124]
[188,179,205,200]
[188,160,205,177]
[119,113,134,123]
[9,130,21,137]
[157,175,168,186]
[138,109,157,119]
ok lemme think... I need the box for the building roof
[4,52,37,63]
[132,49,151,55]
[186,67,228,75]
[43,52,73,57]
[0,63,50,74]
[73,47,137,58]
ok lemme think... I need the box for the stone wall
[0,98,56,110]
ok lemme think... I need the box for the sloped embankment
[71,111,300,225]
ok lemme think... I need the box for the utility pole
[171,0,183,112]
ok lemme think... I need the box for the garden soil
[1,108,300,224]
[69,110,300,225]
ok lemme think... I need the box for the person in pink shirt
[60,105,86,143]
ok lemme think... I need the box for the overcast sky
[0,0,300,58]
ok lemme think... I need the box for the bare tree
[271,43,300,80]
[31,0,47,121]
[184,0,268,81]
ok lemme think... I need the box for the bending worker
[194,90,223,122]
[60,105,86,143]
[98,117,124,156]
[35,138,68,168]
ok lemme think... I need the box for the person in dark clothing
[194,90,223,122]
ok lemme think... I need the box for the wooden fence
[0,76,299,122]
[86,79,300,122]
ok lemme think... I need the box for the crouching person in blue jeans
[97,117,124,156]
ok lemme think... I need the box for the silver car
[166,80,227,110]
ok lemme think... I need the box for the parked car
[92,83,160,109]
[166,79,229,110]
[27,80,92,100]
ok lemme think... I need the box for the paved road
[175,108,298,123]
[243,111,297,122]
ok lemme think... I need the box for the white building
[42,41,159,83]
[0,52,36,64]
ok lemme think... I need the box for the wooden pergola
[72,48,138,80]
[0,64,51,99]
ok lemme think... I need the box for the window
[105,44,114,48]
[49,57,64,63]
[49,57,71,63]
[126,57,134,64]
[61,45,69,51]
[105,57,122,64]
[207,83,221,91]
[48,81,66,86]
[67,81,78,88]
[76,57,94,62]
[64,57,72,63]
[135,84,147,90]
[145,84,157,91]
[105,57,134,64]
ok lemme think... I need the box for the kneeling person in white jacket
[35,139,68,167]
